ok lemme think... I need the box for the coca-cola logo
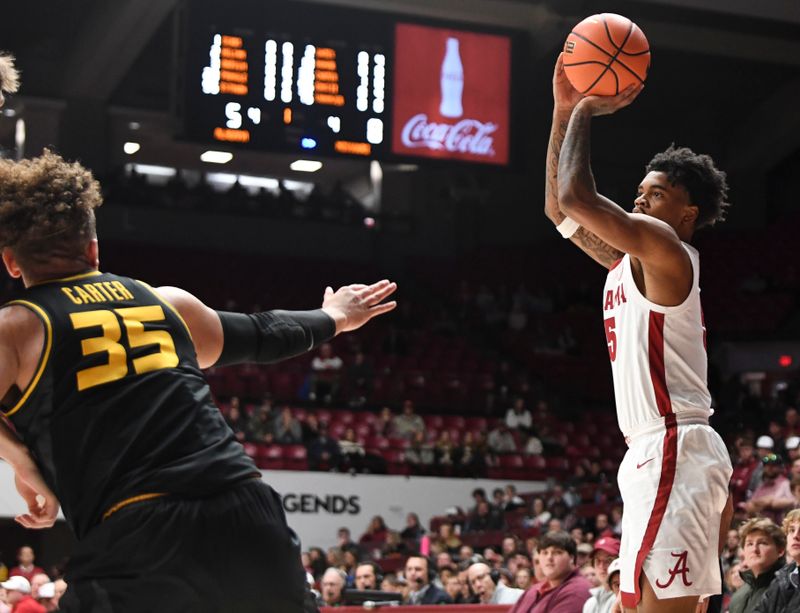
[400,113,497,156]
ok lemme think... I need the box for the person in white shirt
[468,562,524,605]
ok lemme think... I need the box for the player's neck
[23,263,99,288]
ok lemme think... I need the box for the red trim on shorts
[621,311,679,608]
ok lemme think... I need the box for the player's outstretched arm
[557,94,688,272]
[545,54,623,269]
[157,280,397,369]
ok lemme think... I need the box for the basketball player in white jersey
[544,53,733,613]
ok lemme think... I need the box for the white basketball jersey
[602,243,712,437]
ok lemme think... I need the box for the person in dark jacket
[754,508,800,613]
[729,517,786,613]
[404,555,452,605]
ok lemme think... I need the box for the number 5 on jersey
[604,317,617,362]
[70,306,179,391]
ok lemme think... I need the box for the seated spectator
[37,581,57,612]
[523,497,551,530]
[307,423,340,471]
[581,537,619,613]
[465,501,505,533]
[508,531,592,613]
[455,433,488,477]
[793,476,800,507]
[223,400,247,442]
[392,400,425,440]
[487,423,517,455]
[721,528,741,578]
[9,547,44,583]
[30,574,50,600]
[593,514,614,539]
[505,398,533,433]
[468,562,524,604]
[339,427,366,472]
[382,530,409,559]
[354,561,381,591]
[434,431,455,466]
[786,436,800,463]
[741,454,795,523]
[360,516,389,545]
[246,400,277,444]
[749,435,776,493]
[345,351,374,407]
[405,555,452,605]
[0,576,43,613]
[405,430,435,473]
[731,437,759,506]
[515,567,534,591]
[373,406,394,437]
[547,486,573,521]
[729,517,786,613]
[753,509,800,612]
[504,485,526,511]
[309,343,343,403]
[524,433,544,456]
[400,512,425,542]
[433,522,463,556]
[320,568,347,607]
[274,406,302,444]
[301,413,322,445]
[444,574,467,604]
[381,573,408,600]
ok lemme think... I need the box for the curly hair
[0,150,102,269]
[646,145,730,230]
[0,52,20,94]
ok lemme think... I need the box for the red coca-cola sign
[392,23,511,165]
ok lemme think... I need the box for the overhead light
[128,121,141,130]
[201,150,233,164]
[123,142,140,155]
[290,160,322,172]
[130,164,176,177]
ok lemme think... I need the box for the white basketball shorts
[618,420,732,608]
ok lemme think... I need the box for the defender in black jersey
[0,151,397,612]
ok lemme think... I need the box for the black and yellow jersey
[2,271,259,539]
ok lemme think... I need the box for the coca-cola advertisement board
[392,23,511,165]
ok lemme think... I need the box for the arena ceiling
[1,0,799,181]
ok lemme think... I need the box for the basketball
[563,13,650,96]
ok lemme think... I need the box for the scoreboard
[181,0,523,166]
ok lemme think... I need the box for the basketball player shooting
[0,148,396,612]
[545,52,734,613]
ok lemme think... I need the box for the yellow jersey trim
[3,300,53,418]
[135,281,194,342]
[29,270,102,287]
[102,492,167,521]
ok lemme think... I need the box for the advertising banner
[392,23,511,165]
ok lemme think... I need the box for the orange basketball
[563,13,650,96]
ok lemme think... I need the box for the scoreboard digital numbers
[182,0,520,166]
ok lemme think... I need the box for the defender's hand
[322,280,397,334]
[13,455,59,529]
[553,53,584,114]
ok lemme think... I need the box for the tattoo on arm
[570,227,624,268]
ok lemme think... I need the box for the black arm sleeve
[214,309,336,366]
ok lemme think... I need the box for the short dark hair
[538,531,578,560]
[646,145,730,230]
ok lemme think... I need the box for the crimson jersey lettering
[655,551,693,588]
[601,244,712,437]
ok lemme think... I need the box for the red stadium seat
[284,445,308,471]
[257,445,285,470]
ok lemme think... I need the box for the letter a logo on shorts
[655,550,693,589]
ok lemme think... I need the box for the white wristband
[556,216,580,239]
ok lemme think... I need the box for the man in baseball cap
[581,537,620,613]
[1,576,45,612]
[785,436,800,463]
